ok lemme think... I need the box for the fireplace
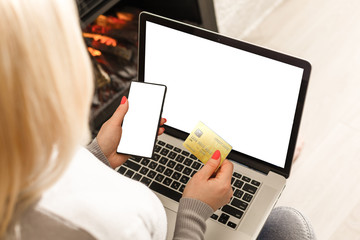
[77,0,218,136]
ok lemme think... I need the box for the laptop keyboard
[117,140,261,230]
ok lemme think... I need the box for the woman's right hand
[182,150,234,211]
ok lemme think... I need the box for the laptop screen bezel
[138,12,311,179]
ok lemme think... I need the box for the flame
[116,12,134,21]
[83,33,117,47]
[95,14,128,29]
[87,47,101,57]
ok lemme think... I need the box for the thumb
[109,96,129,126]
[199,150,221,178]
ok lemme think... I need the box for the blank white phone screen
[117,82,166,158]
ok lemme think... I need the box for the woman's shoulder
[36,147,167,240]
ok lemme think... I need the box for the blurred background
[227,0,360,239]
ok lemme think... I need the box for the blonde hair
[0,0,93,237]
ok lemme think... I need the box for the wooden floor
[216,0,360,239]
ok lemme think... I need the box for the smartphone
[117,81,167,158]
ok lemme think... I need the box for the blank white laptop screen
[144,22,304,168]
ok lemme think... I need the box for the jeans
[258,207,316,240]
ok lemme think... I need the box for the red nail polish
[121,96,127,104]
[212,150,220,160]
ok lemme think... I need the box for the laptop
[117,12,311,239]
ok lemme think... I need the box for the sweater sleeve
[173,198,214,240]
[85,138,111,168]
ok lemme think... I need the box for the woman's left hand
[96,96,166,169]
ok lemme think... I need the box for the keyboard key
[175,155,185,163]
[150,181,182,202]
[180,175,190,184]
[158,140,166,146]
[231,198,248,211]
[222,205,244,219]
[168,151,177,159]
[183,158,193,166]
[182,167,192,176]
[141,158,150,166]
[165,144,174,150]
[174,147,182,153]
[171,181,181,190]
[231,177,235,184]
[147,170,157,179]
[164,168,173,176]
[242,176,251,182]
[153,154,161,161]
[140,177,151,186]
[243,183,257,194]
[179,185,185,193]
[174,163,184,172]
[160,148,169,156]
[148,161,158,169]
[155,174,164,183]
[124,160,141,171]
[191,161,201,170]
[124,169,134,178]
[234,189,244,199]
[159,157,168,165]
[218,213,230,224]
[211,214,219,220]
[118,166,126,174]
[242,193,253,202]
[234,180,244,189]
[155,165,165,173]
[167,160,176,168]
[154,145,161,153]
[251,180,261,186]
[132,173,142,181]
[140,167,149,175]
[163,177,172,186]
[130,156,142,162]
[181,150,190,157]
[233,172,242,178]
[190,154,197,160]
[227,221,237,229]
[171,172,181,180]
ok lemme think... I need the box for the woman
[0,0,316,239]
[0,0,232,239]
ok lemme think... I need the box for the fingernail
[121,96,127,104]
[212,150,220,160]
[163,118,167,123]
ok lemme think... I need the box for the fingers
[215,160,234,183]
[109,96,129,126]
[198,150,221,179]
[158,127,165,135]
[160,118,167,126]
[215,160,234,201]
[157,118,167,135]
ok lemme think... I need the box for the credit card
[183,121,232,167]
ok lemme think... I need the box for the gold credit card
[183,121,232,166]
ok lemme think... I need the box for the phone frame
[117,81,167,159]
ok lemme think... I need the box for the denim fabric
[258,207,316,240]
